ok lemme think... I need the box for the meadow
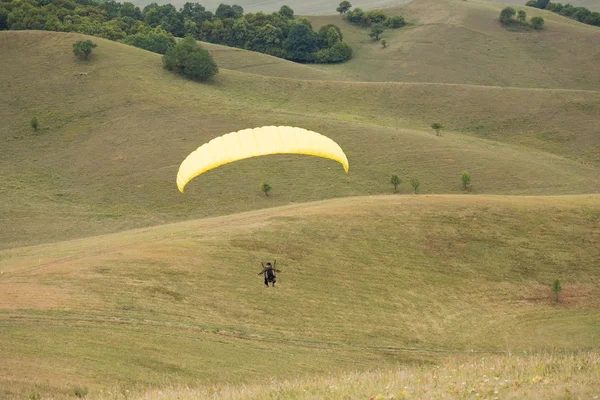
[0,0,599,397]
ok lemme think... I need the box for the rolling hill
[1,29,599,251]
[1,195,599,398]
[1,0,599,397]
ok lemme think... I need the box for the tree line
[0,0,353,63]
[526,0,600,26]
[336,1,406,41]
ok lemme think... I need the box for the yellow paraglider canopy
[176,126,349,193]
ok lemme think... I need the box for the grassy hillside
[1,30,599,250]
[108,352,600,399]
[1,195,599,398]
[487,0,600,11]
[307,0,600,90]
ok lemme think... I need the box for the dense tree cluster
[526,0,600,26]
[337,2,405,40]
[0,0,353,63]
[499,7,545,29]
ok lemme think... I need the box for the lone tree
[461,171,471,190]
[163,36,219,82]
[337,1,352,14]
[517,9,527,22]
[261,183,272,196]
[391,174,401,192]
[410,177,420,194]
[369,24,385,40]
[530,16,545,29]
[73,40,97,60]
[551,279,562,303]
[30,117,38,131]
[381,38,387,48]
[431,122,443,136]
[499,7,516,24]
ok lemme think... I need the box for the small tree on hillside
[261,183,272,196]
[369,24,385,40]
[337,1,352,14]
[73,40,97,60]
[391,174,401,192]
[431,122,443,136]
[30,117,38,131]
[499,7,516,24]
[163,36,219,82]
[517,9,527,22]
[551,279,562,303]
[410,177,420,194]
[530,16,545,29]
[381,38,387,48]
[461,171,471,190]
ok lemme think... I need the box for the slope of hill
[307,0,600,90]
[1,30,599,251]
[1,195,599,398]
[487,0,600,11]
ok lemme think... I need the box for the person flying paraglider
[258,261,281,287]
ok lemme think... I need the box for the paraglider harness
[258,261,280,287]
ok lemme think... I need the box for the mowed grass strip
[1,195,599,397]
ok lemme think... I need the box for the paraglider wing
[176,126,349,193]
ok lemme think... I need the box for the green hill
[1,195,599,398]
[307,0,600,89]
[1,30,599,251]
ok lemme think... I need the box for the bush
[163,36,218,82]
[261,183,272,196]
[410,178,420,194]
[368,24,384,40]
[30,117,38,131]
[381,38,387,48]
[73,385,88,398]
[517,10,527,22]
[383,15,405,28]
[530,16,545,29]
[431,122,443,136]
[461,171,471,190]
[391,174,401,192]
[312,42,353,63]
[551,279,562,303]
[499,7,516,23]
[72,39,97,60]
[121,27,175,54]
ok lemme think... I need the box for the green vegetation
[390,174,401,192]
[518,9,527,22]
[531,15,545,28]
[461,171,471,190]
[261,182,272,196]
[337,1,352,15]
[30,117,38,131]
[431,122,443,136]
[368,24,385,40]
[163,36,218,81]
[552,279,563,303]
[527,0,600,27]
[380,38,387,48]
[343,4,406,37]
[0,0,353,63]
[72,40,97,60]
[499,6,517,24]
[410,177,420,194]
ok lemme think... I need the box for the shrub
[391,174,401,192]
[72,39,97,60]
[163,36,218,82]
[368,24,384,40]
[552,279,562,303]
[431,122,443,136]
[30,117,38,131]
[410,178,420,194]
[312,42,353,63]
[121,27,175,54]
[461,171,471,190]
[530,16,545,29]
[499,7,516,23]
[261,183,272,196]
[381,38,387,48]
[517,10,527,22]
[384,15,405,28]
[73,385,88,398]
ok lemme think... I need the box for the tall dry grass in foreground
[96,352,600,400]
